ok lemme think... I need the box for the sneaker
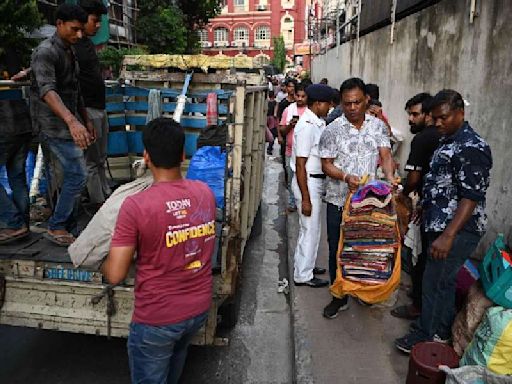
[433,334,450,344]
[313,267,326,275]
[323,296,349,319]
[409,321,420,333]
[294,277,329,288]
[394,331,428,354]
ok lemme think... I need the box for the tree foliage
[97,46,148,78]
[0,0,42,64]
[272,36,286,73]
[136,1,188,54]
[135,0,222,54]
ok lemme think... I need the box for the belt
[309,174,326,179]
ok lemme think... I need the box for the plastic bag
[186,146,226,209]
[460,306,512,375]
[330,188,401,304]
[440,365,512,384]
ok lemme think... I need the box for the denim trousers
[0,134,31,229]
[41,134,86,233]
[284,156,296,208]
[326,203,343,285]
[127,311,208,384]
[419,230,481,339]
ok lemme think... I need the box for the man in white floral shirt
[318,77,396,318]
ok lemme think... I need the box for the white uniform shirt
[291,107,326,174]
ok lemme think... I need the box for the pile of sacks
[340,180,398,285]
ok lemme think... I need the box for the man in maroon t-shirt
[102,118,216,384]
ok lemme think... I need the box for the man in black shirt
[391,92,441,320]
[76,0,110,206]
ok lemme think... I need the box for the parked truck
[0,55,268,345]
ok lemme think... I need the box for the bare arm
[296,157,311,216]
[378,146,396,184]
[101,246,135,285]
[403,170,422,196]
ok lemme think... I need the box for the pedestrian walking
[395,89,493,353]
[279,83,308,211]
[29,4,93,246]
[103,118,216,384]
[390,92,440,321]
[319,78,396,317]
[76,0,111,208]
[267,91,278,155]
[291,84,332,288]
[277,79,296,184]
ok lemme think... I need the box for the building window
[214,27,228,42]
[255,25,271,40]
[233,27,249,42]
[198,29,208,42]
[234,0,245,5]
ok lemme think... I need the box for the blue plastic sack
[186,146,226,209]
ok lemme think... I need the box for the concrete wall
[311,0,512,253]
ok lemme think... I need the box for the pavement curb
[286,211,315,384]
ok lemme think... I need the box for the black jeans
[326,203,343,284]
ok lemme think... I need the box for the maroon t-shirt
[111,179,215,326]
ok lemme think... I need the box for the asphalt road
[0,155,291,384]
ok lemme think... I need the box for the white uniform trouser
[292,174,325,283]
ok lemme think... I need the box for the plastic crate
[478,234,512,308]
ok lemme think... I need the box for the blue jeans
[41,134,86,233]
[419,230,481,339]
[285,156,296,208]
[326,203,343,285]
[0,134,31,229]
[128,311,208,384]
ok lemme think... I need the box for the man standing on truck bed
[29,4,93,246]
[102,118,216,384]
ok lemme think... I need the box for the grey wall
[311,0,512,253]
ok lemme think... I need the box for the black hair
[320,78,328,85]
[340,77,367,96]
[331,89,340,105]
[301,78,313,88]
[368,99,382,107]
[268,90,275,97]
[295,83,306,93]
[56,4,88,23]
[79,0,108,16]
[405,92,433,113]
[430,89,465,111]
[365,83,379,100]
[143,118,184,169]
[285,78,296,87]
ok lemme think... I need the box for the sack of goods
[330,180,401,304]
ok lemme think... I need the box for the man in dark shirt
[0,61,33,244]
[30,4,93,246]
[395,89,492,354]
[391,92,440,321]
[76,0,111,206]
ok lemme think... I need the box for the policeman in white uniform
[291,84,334,287]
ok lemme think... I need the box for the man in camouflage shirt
[395,89,493,354]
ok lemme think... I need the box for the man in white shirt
[291,84,333,287]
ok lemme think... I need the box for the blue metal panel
[108,115,126,127]
[127,131,144,154]
[126,115,147,126]
[180,117,207,129]
[106,102,125,112]
[107,131,129,155]
[161,103,229,114]
[125,86,150,97]
[184,132,199,157]
[125,101,149,111]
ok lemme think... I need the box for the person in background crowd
[267,90,278,155]
[319,78,396,318]
[291,84,332,288]
[76,0,111,209]
[395,90,492,353]
[280,83,308,212]
[391,92,440,321]
[103,118,215,384]
[320,78,329,85]
[276,81,288,103]
[325,88,342,125]
[277,79,296,184]
[0,57,33,244]
[29,4,93,246]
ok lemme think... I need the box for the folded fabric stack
[340,180,398,285]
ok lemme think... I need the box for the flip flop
[43,232,76,247]
[0,228,30,245]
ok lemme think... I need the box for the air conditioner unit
[200,41,212,48]
[257,4,267,11]
[214,41,229,48]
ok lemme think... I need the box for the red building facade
[201,0,315,69]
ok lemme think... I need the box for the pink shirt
[280,105,307,157]
[111,179,216,325]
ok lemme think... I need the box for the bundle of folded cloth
[340,180,398,285]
